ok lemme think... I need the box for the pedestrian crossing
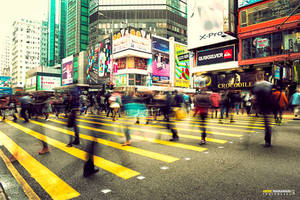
[0,113,292,199]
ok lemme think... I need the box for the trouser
[220,105,226,119]
[263,113,272,145]
[199,112,207,140]
[164,110,178,139]
[246,106,251,115]
[124,125,131,141]
[20,105,30,122]
[106,106,112,117]
[211,106,218,118]
[235,104,240,115]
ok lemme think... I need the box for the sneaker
[264,143,271,148]
[169,137,179,141]
[122,142,131,146]
[199,140,206,145]
[39,147,50,155]
[72,140,80,145]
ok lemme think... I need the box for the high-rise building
[46,0,63,66]
[88,0,187,46]
[11,19,41,87]
[40,21,48,66]
[59,0,67,59]
[66,0,89,56]
[0,34,11,77]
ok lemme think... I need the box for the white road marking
[137,176,145,180]
[218,146,224,149]
[160,166,169,170]
[101,189,111,194]
[185,158,191,161]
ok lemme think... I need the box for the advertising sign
[115,74,127,87]
[0,76,12,96]
[174,44,190,88]
[198,70,273,90]
[37,76,61,91]
[112,27,151,54]
[152,37,170,83]
[62,56,73,86]
[197,46,234,66]
[0,76,11,88]
[25,76,36,91]
[238,0,263,8]
[187,0,236,49]
[86,38,112,85]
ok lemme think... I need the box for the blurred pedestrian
[194,90,211,145]
[252,78,273,147]
[209,91,220,118]
[272,88,288,124]
[289,88,300,119]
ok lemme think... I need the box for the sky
[0,0,48,35]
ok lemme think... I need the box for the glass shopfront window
[128,74,147,86]
[240,0,300,28]
[242,28,300,60]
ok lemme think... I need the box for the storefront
[238,0,300,93]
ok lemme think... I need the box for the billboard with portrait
[187,0,236,49]
[37,76,61,91]
[112,27,151,54]
[174,44,190,88]
[152,37,170,83]
[86,38,112,84]
[62,56,73,86]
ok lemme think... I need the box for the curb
[0,182,8,200]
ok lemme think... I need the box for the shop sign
[197,71,267,90]
[37,76,61,91]
[197,46,234,66]
[25,76,36,91]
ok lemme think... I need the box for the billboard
[86,38,112,84]
[187,0,236,49]
[62,56,73,86]
[112,27,152,54]
[174,44,190,88]
[152,37,170,83]
[37,76,61,91]
[25,76,36,91]
[197,46,234,66]
[115,74,127,87]
[0,76,12,96]
[238,0,263,8]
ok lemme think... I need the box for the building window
[242,28,300,60]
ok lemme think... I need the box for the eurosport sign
[197,46,234,66]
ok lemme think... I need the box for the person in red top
[209,91,220,118]
[272,88,288,124]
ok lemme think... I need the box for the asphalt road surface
[0,113,299,200]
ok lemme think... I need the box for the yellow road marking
[29,119,179,163]
[7,119,139,180]
[86,115,265,131]
[50,118,207,152]
[0,130,80,200]
[78,116,242,138]
[0,149,40,200]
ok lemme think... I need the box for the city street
[0,113,299,199]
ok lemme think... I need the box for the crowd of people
[0,84,300,176]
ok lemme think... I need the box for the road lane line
[49,118,207,152]
[75,116,241,139]
[0,130,80,200]
[85,115,263,131]
[29,119,179,163]
[6,119,140,180]
[0,149,40,200]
